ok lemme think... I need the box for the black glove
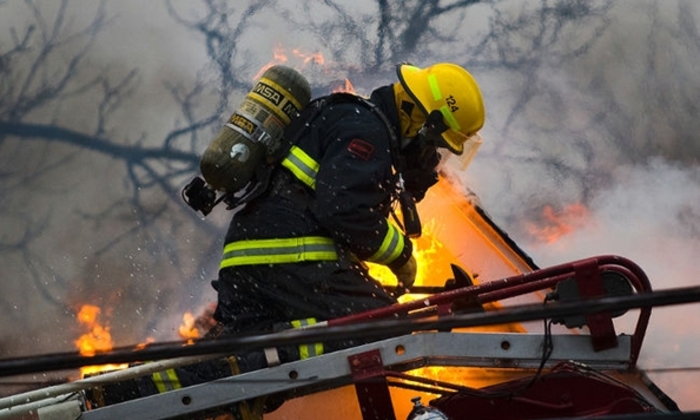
[401,135,440,202]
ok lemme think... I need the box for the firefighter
[89,62,485,419]
[212,61,485,342]
[209,62,484,416]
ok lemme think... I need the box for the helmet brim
[440,129,467,155]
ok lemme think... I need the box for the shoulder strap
[297,92,420,237]
[222,95,332,208]
[224,91,416,232]
[274,91,421,237]
[281,92,405,171]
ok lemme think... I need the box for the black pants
[92,260,396,416]
[213,261,396,334]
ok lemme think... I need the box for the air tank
[200,65,311,193]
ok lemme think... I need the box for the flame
[254,44,359,97]
[253,44,326,80]
[332,78,356,94]
[291,47,325,66]
[368,216,523,388]
[178,303,218,341]
[368,217,461,303]
[178,311,200,342]
[134,337,155,350]
[525,203,590,244]
[74,304,128,376]
[73,303,217,377]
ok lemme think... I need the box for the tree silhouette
[0,0,219,356]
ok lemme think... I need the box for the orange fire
[368,217,466,302]
[291,47,325,66]
[179,311,199,340]
[254,44,356,94]
[74,304,128,377]
[253,44,326,80]
[74,304,205,377]
[525,203,590,244]
[178,303,218,341]
[368,216,522,389]
[332,78,356,94]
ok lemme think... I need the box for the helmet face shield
[454,132,482,170]
[416,118,483,171]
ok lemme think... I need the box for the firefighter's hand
[392,254,417,295]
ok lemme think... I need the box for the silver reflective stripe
[264,347,281,367]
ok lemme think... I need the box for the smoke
[533,159,700,406]
[457,2,700,410]
[531,159,700,267]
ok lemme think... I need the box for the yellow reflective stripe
[291,318,324,359]
[282,145,319,189]
[151,369,181,393]
[368,222,404,265]
[428,74,442,100]
[298,343,324,359]
[429,74,461,131]
[220,236,338,268]
[441,104,461,131]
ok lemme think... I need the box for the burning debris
[178,303,218,341]
[74,304,128,377]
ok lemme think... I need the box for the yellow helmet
[396,63,485,155]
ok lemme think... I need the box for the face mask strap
[418,110,451,148]
[426,110,450,133]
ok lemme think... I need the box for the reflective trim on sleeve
[281,145,319,190]
[291,318,324,359]
[367,222,405,265]
[220,236,338,269]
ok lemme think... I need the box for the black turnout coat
[214,85,412,341]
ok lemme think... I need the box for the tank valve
[406,396,450,420]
